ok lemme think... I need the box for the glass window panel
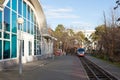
[0,32,1,38]
[23,2,26,18]
[23,19,26,32]
[7,0,10,7]
[3,41,10,59]
[31,10,33,22]
[34,35,36,39]
[18,21,23,31]
[12,0,17,11]
[31,23,34,34]
[4,32,10,39]
[0,11,2,29]
[28,41,32,55]
[34,24,36,35]
[18,0,22,15]
[11,34,17,58]
[34,40,36,55]
[37,34,41,40]
[28,21,30,33]
[37,26,41,40]
[12,11,17,33]
[27,6,30,20]
[0,40,2,59]
[37,41,41,55]
[34,15,36,24]
[4,7,10,32]
[18,24,20,30]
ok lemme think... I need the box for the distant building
[74,29,95,39]
[0,0,55,69]
[74,29,95,48]
[83,30,95,49]
[84,30,95,39]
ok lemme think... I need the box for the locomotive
[77,48,85,57]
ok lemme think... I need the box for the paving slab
[0,56,89,80]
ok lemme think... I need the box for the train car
[77,48,85,57]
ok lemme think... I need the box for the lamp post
[17,18,24,75]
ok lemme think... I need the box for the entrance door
[18,31,34,63]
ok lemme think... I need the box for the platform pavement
[85,55,120,80]
[0,55,89,80]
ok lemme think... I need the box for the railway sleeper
[79,57,118,80]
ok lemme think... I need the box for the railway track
[79,57,118,80]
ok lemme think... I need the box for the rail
[79,57,118,80]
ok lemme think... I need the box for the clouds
[61,21,95,30]
[40,0,115,30]
[42,5,80,19]
[72,21,95,27]
[42,5,95,30]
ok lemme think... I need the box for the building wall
[84,30,95,39]
[0,0,51,69]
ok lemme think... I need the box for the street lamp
[17,18,24,75]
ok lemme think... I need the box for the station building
[0,0,55,69]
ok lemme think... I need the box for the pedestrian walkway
[86,55,120,80]
[0,56,89,80]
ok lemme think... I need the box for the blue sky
[40,0,115,30]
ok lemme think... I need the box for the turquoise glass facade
[11,34,17,58]
[4,7,10,32]
[4,32,10,39]
[0,11,2,29]
[23,19,26,32]
[0,32,1,38]
[12,11,17,33]
[0,0,41,60]
[12,0,17,11]
[18,0,22,15]
[0,40,2,59]
[23,2,26,18]
[3,41,10,59]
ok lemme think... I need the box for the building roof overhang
[42,34,57,41]
[29,0,47,29]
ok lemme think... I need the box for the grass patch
[90,54,120,68]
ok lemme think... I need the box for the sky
[40,0,116,31]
